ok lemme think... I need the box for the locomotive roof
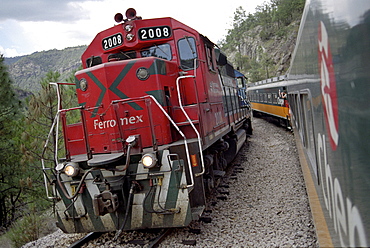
[81,14,216,64]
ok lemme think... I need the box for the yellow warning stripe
[293,129,334,247]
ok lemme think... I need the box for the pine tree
[21,71,78,206]
[0,54,24,228]
[23,71,61,165]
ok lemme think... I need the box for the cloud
[0,45,25,57]
[0,0,102,22]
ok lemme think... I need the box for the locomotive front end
[50,10,201,233]
[55,143,193,233]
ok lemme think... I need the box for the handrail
[42,86,198,191]
[41,111,60,199]
[41,82,90,199]
[113,95,195,188]
[175,76,205,177]
[40,82,63,199]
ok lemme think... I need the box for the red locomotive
[43,8,252,234]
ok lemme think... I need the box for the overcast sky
[0,0,265,57]
[0,0,266,57]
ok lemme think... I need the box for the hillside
[5,45,86,92]
[222,21,300,80]
[220,0,305,82]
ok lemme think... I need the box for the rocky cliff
[5,46,86,92]
[222,20,300,81]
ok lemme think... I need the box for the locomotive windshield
[108,50,137,61]
[140,43,172,60]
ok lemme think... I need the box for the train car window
[205,44,215,71]
[178,37,198,70]
[273,93,278,104]
[141,43,172,60]
[267,93,272,103]
[290,92,318,178]
[300,95,308,146]
[300,94,317,173]
[86,56,102,68]
[108,51,136,61]
[292,94,300,130]
[292,94,301,131]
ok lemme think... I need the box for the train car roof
[247,79,288,90]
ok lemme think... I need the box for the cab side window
[86,56,102,67]
[178,37,198,70]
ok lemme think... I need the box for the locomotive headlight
[126,33,134,41]
[141,153,157,169]
[125,24,133,32]
[136,67,149,80]
[64,163,80,177]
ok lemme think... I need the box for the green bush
[6,213,43,248]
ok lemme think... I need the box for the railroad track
[68,232,103,248]
[66,162,242,247]
[68,229,173,248]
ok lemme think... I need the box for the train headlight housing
[126,33,134,41]
[141,153,157,169]
[125,24,133,32]
[136,67,149,80]
[64,163,80,177]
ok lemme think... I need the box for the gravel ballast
[22,117,318,247]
